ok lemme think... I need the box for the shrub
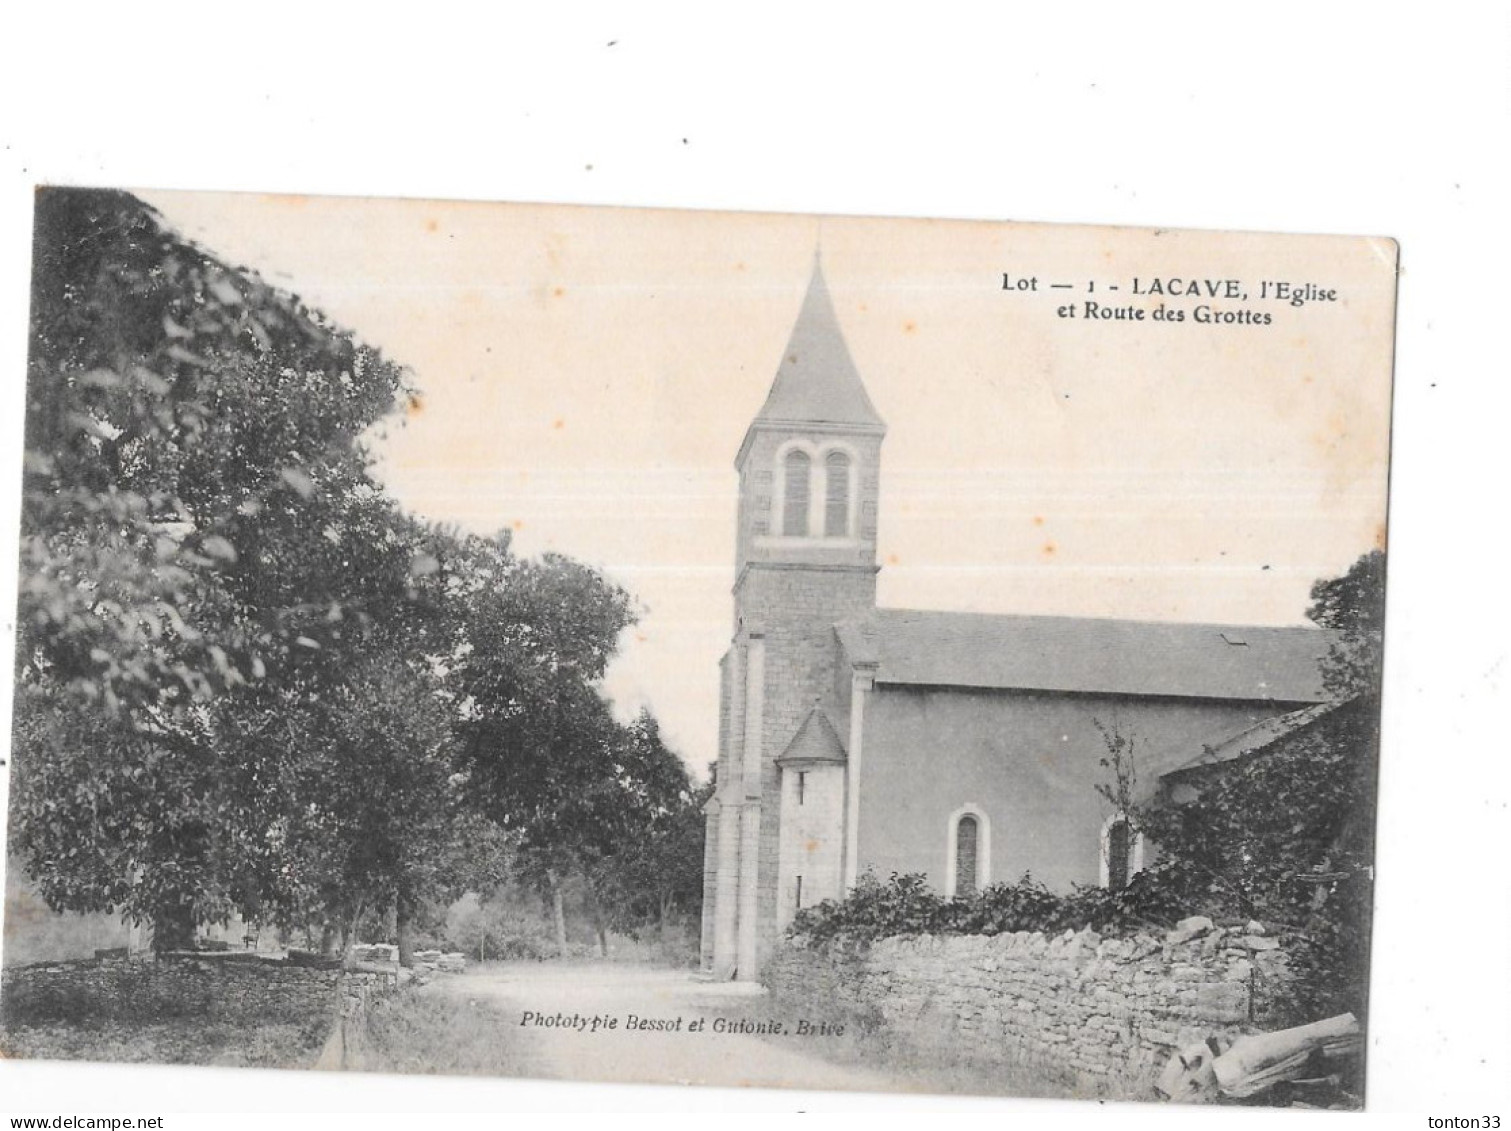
[1054,866,1193,934]
[488,932,552,961]
[943,877,1065,935]
[790,872,944,947]
[791,870,1191,948]
[788,868,1200,948]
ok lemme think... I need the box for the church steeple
[737,258,885,468]
[731,256,886,611]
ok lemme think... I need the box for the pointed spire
[744,257,885,443]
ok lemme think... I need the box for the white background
[0,3,1507,1124]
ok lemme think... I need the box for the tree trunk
[549,873,568,958]
[396,890,417,968]
[151,899,195,953]
[341,897,368,964]
[584,886,609,958]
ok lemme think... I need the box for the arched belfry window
[824,450,851,536]
[1100,813,1145,889]
[782,449,811,536]
[945,805,991,898]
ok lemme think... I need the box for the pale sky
[138,192,1396,775]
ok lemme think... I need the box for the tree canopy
[19,188,411,719]
[1306,548,1387,701]
[9,188,705,959]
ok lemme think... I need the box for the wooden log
[1212,1013,1361,1098]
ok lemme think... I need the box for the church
[698,262,1338,981]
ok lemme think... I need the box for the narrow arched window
[1106,817,1132,891]
[946,806,991,897]
[823,451,851,536]
[954,814,979,898]
[782,449,811,536]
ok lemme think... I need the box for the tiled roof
[746,259,885,434]
[836,608,1337,704]
[1162,698,1355,778]
[775,705,849,765]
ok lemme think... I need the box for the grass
[343,983,532,1077]
[0,1013,329,1069]
[0,962,526,1079]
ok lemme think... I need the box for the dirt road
[426,961,898,1093]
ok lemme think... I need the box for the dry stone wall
[765,918,1293,1096]
[1,952,397,1030]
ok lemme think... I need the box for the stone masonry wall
[0,953,395,1030]
[765,919,1292,1096]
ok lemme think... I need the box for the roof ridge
[861,606,1329,636]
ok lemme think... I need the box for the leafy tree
[221,519,497,962]
[10,188,424,947]
[450,544,638,951]
[1306,548,1386,701]
[11,690,255,949]
[589,712,709,954]
[10,188,701,971]
[235,651,459,962]
[18,188,409,719]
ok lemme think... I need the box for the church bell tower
[731,257,887,629]
[701,257,886,979]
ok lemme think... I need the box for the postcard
[1,189,1396,1107]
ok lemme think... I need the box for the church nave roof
[835,608,1338,705]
